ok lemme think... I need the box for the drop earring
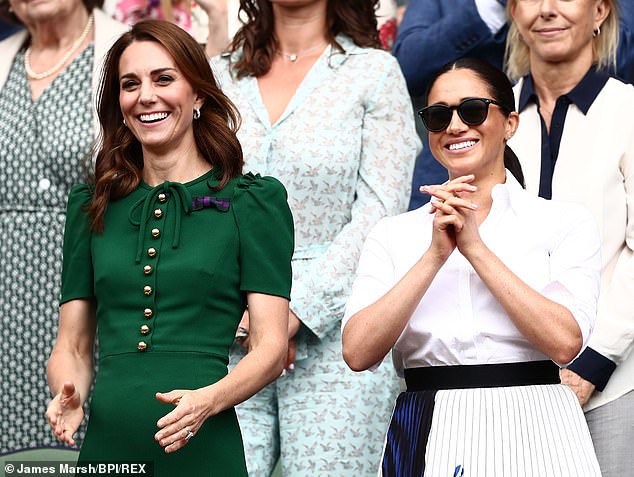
[193,108,201,120]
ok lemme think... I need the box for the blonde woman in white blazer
[506,1,634,476]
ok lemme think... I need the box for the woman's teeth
[139,112,169,123]
[448,140,477,151]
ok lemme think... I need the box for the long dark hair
[228,0,381,78]
[424,58,525,188]
[89,19,243,231]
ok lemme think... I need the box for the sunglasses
[418,98,503,132]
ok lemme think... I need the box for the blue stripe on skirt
[381,390,436,477]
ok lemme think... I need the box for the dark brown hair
[229,0,380,78]
[89,19,243,231]
[0,0,103,25]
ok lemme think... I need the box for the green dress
[60,170,294,476]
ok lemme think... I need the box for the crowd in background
[0,0,633,476]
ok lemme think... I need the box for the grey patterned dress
[0,45,94,453]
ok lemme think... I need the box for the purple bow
[192,196,230,212]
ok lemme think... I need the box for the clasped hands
[420,174,481,260]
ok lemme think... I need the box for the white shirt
[343,173,601,376]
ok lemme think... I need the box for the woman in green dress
[45,20,293,475]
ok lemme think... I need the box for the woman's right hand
[45,381,84,446]
[420,175,478,261]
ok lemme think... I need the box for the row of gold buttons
[138,192,167,351]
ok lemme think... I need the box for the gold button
[143,285,153,296]
[151,228,160,238]
[158,193,167,203]
[143,308,153,318]
[137,341,148,351]
[154,208,163,219]
[143,265,153,275]
[147,247,157,257]
[140,324,150,335]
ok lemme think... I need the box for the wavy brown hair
[229,0,380,78]
[89,19,243,231]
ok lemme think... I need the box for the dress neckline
[139,168,217,190]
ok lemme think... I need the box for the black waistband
[404,360,560,391]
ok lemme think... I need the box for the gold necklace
[24,14,94,80]
[277,42,328,62]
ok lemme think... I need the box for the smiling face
[510,0,609,67]
[427,69,518,180]
[118,40,203,157]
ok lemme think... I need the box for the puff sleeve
[59,184,95,304]
[233,173,294,300]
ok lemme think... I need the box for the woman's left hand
[154,389,213,453]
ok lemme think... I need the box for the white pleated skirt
[380,385,601,477]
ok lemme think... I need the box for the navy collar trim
[518,67,609,115]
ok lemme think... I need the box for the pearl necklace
[277,42,328,62]
[24,14,94,80]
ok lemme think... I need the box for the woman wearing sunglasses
[342,58,603,476]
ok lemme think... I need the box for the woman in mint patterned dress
[212,0,420,474]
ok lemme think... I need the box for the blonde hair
[505,0,620,81]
